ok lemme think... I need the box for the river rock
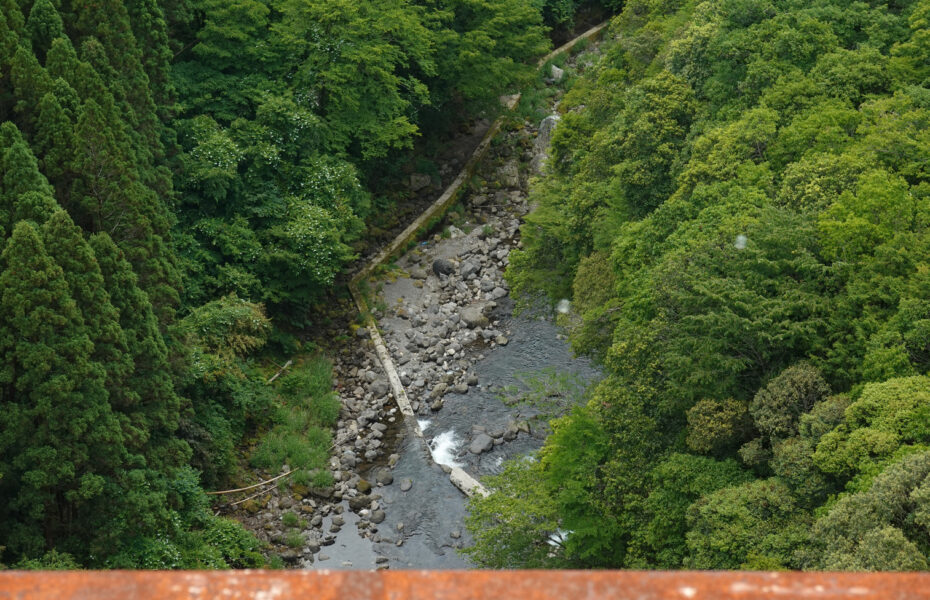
[309,485,333,499]
[370,379,390,397]
[550,64,564,82]
[504,423,519,441]
[488,287,508,300]
[349,495,373,511]
[497,161,520,188]
[432,258,456,276]
[410,173,432,191]
[370,509,386,524]
[460,259,481,278]
[400,478,413,492]
[374,468,394,486]
[310,514,323,527]
[469,433,493,454]
[409,266,428,280]
[461,304,489,328]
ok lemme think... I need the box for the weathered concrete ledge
[537,21,610,67]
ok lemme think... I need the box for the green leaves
[488,0,930,572]
[805,451,930,571]
[685,478,808,570]
[0,221,123,558]
[814,376,930,482]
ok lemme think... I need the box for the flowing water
[308,297,600,569]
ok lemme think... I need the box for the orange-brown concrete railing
[2,570,930,599]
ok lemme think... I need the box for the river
[309,294,600,569]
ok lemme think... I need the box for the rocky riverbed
[226,44,604,569]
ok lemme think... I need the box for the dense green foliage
[470,0,930,571]
[169,0,553,318]
[0,0,612,570]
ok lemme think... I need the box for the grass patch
[285,531,305,548]
[268,555,285,569]
[515,83,560,122]
[250,357,340,488]
[282,512,299,528]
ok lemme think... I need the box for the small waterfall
[428,430,465,468]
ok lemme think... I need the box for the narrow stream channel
[308,298,600,569]
[299,30,607,570]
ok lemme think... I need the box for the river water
[308,298,600,569]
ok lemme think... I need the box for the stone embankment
[229,24,607,568]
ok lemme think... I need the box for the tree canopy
[0,0,608,569]
[473,0,930,571]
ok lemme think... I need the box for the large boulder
[348,494,373,511]
[532,115,561,174]
[410,173,432,191]
[432,258,456,276]
[497,161,520,188]
[469,433,493,454]
[535,115,561,153]
[460,303,490,328]
[460,259,481,278]
[374,467,394,486]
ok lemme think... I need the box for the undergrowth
[250,357,340,488]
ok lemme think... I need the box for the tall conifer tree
[33,90,75,194]
[0,123,55,231]
[89,232,185,467]
[0,221,126,558]
[25,0,64,64]
[41,210,135,414]
[8,45,53,127]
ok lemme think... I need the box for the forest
[0,0,624,569]
[467,0,930,571]
[3,0,930,574]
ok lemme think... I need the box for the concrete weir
[347,22,609,499]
